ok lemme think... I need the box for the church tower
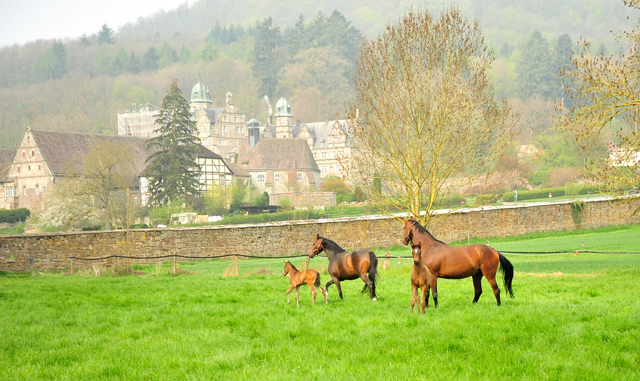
[274,96,293,139]
[189,80,212,112]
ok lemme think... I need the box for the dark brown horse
[282,261,328,307]
[308,234,379,300]
[402,218,514,307]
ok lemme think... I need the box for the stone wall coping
[0,195,616,240]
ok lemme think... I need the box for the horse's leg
[420,285,427,314]
[307,280,317,305]
[318,285,328,304]
[482,264,501,306]
[325,280,335,295]
[285,285,295,304]
[410,283,418,314]
[295,286,300,307]
[472,271,484,304]
[429,273,439,309]
[333,277,344,299]
[358,272,375,299]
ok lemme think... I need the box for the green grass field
[1,225,640,380]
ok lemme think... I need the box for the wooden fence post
[234,255,239,276]
[303,256,310,271]
[383,252,391,271]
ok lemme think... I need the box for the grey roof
[29,130,220,179]
[237,138,319,172]
[30,130,151,176]
[297,120,349,149]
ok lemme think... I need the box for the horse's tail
[314,271,321,288]
[360,251,379,298]
[498,253,514,298]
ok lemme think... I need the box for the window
[236,126,241,133]
[297,172,303,182]
[334,165,341,174]
[274,173,280,182]
[35,185,39,194]
[23,186,26,196]
[219,140,223,145]
[22,152,25,158]
[237,141,241,147]
[229,155,235,163]
[257,174,265,183]
[225,116,228,121]
[38,165,41,170]
[17,167,20,172]
[220,125,224,131]
[28,166,31,171]
[321,152,327,159]
[43,186,47,194]
[234,117,237,122]
[321,166,327,174]
[31,151,35,157]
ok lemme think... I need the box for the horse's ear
[316,233,320,240]
[402,217,408,223]
[283,260,286,264]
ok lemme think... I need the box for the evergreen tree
[287,14,307,58]
[252,17,282,100]
[128,51,141,74]
[51,40,67,77]
[515,29,555,99]
[145,80,201,206]
[554,34,574,102]
[325,10,363,61]
[97,24,114,44]
[143,46,159,71]
[113,47,129,75]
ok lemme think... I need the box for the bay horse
[410,243,431,314]
[282,261,328,307]
[308,234,379,300]
[402,218,514,307]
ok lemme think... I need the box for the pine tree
[287,14,307,58]
[145,80,201,206]
[515,29,555,99]
[97,24,114,44]
[252,17,282,100]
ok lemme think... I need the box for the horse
[410,242,431,314]
[282,261,328,307]
[308,234,379,300]
[402,218,514,307]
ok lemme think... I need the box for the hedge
[0,208,31,223]
[502,186,600,202]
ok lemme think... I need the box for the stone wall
[1,197,639,273]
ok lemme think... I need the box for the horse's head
[402,218,416,245]
[282,260,292,276]
[308,234,325,258]
[411,242,422,266]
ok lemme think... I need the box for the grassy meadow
[1,224,640,380]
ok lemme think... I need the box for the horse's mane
[321,237,347,254]
[286,261,298,271]
[410,219,446,244]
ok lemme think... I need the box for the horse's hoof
[373,297,377,301]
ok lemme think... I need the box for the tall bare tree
[345,6,516,226]
[557,0,640,201]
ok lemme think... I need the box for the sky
[0,0,188,48]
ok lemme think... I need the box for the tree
[515,30,556,99]
[558,0,640,201]
[346,6,516,226]
[252,17,282,100]
[97,24,115,44]
[145,80,201,206]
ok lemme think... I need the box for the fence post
[234,255,239,276]
[383,252,391,271]
[303,256,310,271]
[70,258,74,275]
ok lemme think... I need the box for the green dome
[190,81,212,103]
[274,96,292,117]
[247,118,260,127]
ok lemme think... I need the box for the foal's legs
[317,285,328,304]
[285,285,296,304]
[410,284,418,314]
[472,271,484,304]
[306,280,317,305]
[420,285,429,313]
[295,286,300,307]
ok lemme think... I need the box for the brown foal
[410,243,431,314]
[282,261,328,307]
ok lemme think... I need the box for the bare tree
[557,0,640,202]
[345,6,516,226]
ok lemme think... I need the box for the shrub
[437,194,466,208]
[354,187,366,202]
[0,208,31,223]
[277,197,292,210]
[502,192,515,202]
[131,223,149,229]
[565,182,583,196]
[529,171,550,186]
[337,193,355,204]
